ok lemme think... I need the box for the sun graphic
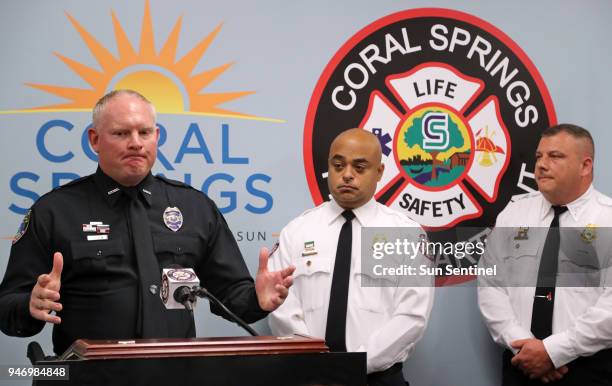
[4,0,281,122]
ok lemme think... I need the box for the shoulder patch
[13,209,32,244]
[155,174,192,189]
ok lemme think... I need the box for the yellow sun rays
[1,0,282,123]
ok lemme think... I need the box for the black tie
[531,205,568,339]
[127,189,168,338]
[325,209,355,352]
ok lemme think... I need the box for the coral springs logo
[305,8,556,229]
[9,0,277,122]
[3,0,279,219]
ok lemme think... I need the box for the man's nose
[536,156,549,171]
[342,166,354,180]
[127,131,143,148]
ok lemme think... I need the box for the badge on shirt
[302,241,317,256]
[513,226,529,240]
[163,207,183,232]
[13,209,32,244]
[581,224,597,244]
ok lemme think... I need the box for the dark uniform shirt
[0,167,267,355]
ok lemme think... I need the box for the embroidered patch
[13,209,32,244]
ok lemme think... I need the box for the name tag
[87,234,108,241]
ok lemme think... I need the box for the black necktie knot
[552,205,568,218]
[342,210,355,222]
[550,205,568,228]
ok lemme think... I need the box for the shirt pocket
[502,239,541,286]
[353,270,388,314]
[294,257,332,312]
[70,239,126,290]
[152,233,201,269]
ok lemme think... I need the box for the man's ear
[581,156,593,178]
[377,163,385,182]
[88,127,99,153]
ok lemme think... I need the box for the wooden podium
[35,335,366,386]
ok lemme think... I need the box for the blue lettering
[37,120,74,162]
[245,173,273,214]
[222,124,248,164]
[175,123,213,164]
[9,172,40,215]
[156,124,174,170]
[202,173,236,213]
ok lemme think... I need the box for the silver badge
[163,207,183,232]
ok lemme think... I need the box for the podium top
[60,334,328,360]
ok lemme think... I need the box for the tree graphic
[404,112,465,181]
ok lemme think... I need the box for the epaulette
[597,193,612,207]
[155,174,193,189]
[35,175,92,203]
[52,174,91,190]
[511,190,540,202]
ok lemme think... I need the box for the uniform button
[177,247,182,253]
[293,313,304,320]
[149,285,158,295]
[306,260,311,267]
[515,244,520,249]
[96,250,102,256]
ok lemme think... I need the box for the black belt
[368,362,403,379]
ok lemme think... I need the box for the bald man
[269,129,434,386]
[478,124,612,385]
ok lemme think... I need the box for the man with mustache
[478,124,612,385]
[0,90,294,357]
[269,128,434,386]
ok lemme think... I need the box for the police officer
[478,124,612,385]
[269,129,434,386]
[0,89,294,355]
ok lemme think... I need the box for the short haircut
[92,89,156,128]
[542,123,594,158]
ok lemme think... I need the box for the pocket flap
[295,258,332,277]
[152,234,200,255]
[71,239,125,260]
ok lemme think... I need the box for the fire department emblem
[304,8,556,230]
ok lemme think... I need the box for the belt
[368,362,403,379]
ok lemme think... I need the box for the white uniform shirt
[268,198,434,373]
[478,185,612,368]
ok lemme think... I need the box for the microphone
[160,265,258,336]
[160,267,199,311]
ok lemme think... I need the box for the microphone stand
[191,286,259,337]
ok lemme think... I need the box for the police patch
[13,209,32,244]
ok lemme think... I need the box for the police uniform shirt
[268,198,434,374]
[0,167,266,355]
[478,185,612,368]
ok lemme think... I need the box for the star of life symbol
[360,63,510,228]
